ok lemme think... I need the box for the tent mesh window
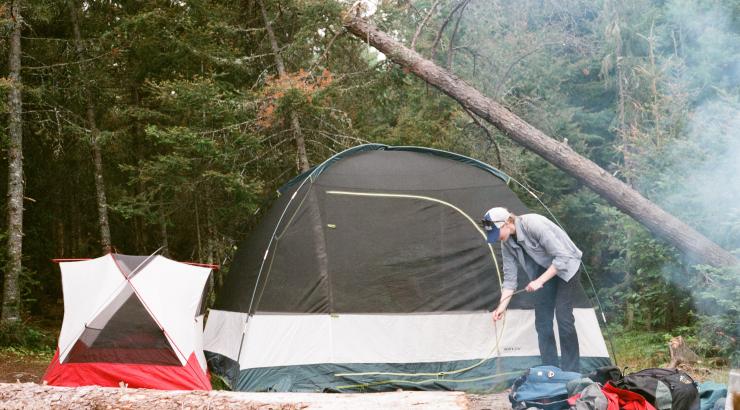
[64,291,181,365]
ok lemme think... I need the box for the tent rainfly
[204,144,612,392]
[43,253,212,390]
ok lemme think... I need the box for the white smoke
[673,100,740,252]
[657,0,740,253]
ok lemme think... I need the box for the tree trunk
[668,336,699,368]
[258,0,310,172]
[3,0,24,326]
[131,86,147,254]
[608,2,637,329]
[159,210,169,257]
[0,383,469,409]
[70,0,112,254]
[206,205,215,265]
[342,15,738,268]
[446,0,470,71]
[195,198,203,260]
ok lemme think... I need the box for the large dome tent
[204,144,611,392]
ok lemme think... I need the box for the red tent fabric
[43,349,211,390]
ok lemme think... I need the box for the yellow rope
[326,190,520,386]
[335,370,523,391]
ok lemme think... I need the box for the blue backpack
[509,366,583,410]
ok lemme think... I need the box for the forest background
[0,0,738,378]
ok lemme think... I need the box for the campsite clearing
[0,349,50,384]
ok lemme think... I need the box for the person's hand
[492,306,506,322]
[526,279,543,292]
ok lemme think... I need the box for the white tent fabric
[57,254,211,370]
[204,309,609,370]
[58,256,127,363]
[130,256,211,367]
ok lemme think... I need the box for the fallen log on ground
[342,13,738,268]
[0,383,471,410]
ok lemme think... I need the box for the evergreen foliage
[0,0,737,363]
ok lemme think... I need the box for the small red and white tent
[43,253,212,390]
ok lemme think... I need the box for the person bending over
[481,207,583,372]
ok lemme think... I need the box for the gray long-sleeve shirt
[501,213,582,290]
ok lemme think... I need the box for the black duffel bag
[586,365,623,385]
[613,368,700,410]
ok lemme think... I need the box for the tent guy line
[334,369,525,391]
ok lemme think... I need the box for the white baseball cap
[481,207,511,244]
[482,207,510,229]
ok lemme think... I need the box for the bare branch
[309,27,347,72]
[446,0,470,70]
[493,43,561,98]
[462,107,501,167]
[411,0,442,50]
[23,51,113,71]
[431,0,469,61]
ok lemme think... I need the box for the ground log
[0,383,471,410]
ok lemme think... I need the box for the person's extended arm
[525,264,558,292]
[525,219,577,292]
[493,244,518,322]
[492,288,514,321]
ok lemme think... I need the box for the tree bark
[159,210,169,257]
[3,0,24,326]
[131,86,149,254]
[0,383,469,410]
[258,0,310,172]
[342,15,738,268]
[70,0,112,254]
[608,2,636,328]
[668,336,699,368]
[195,198,203,260]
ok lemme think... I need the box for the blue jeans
[533,272,581,372]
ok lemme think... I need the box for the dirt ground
[0,351,50,384]
[467,393,511,409]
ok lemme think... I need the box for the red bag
[602,382,657,410]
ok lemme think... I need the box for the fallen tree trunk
[342,14,738,268]
[0,383,469,410]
